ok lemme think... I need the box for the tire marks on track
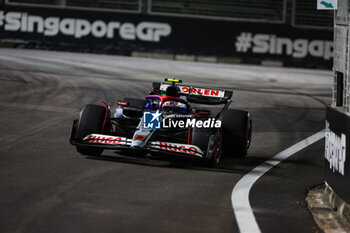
[11,166,122,233]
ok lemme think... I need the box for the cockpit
[145,96,190,114]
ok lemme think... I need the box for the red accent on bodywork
[117,101,129,106]
[99,101,108,134]
[146,95,184,104]
[157,141,199,155]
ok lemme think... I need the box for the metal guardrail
[148,0,287,23]
[5,0,334,30]
[7,0,57,5]
[292,0,333,29]
[66,0,140,11]
[6,0,142,12]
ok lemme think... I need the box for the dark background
[0,3,333,68]
[325,106,350,204]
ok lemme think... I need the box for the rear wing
[152,82,233,105]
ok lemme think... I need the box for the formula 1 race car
[70,79,252,167]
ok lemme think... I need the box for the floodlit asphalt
[0,48,332,233]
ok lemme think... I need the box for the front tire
[75,104,107,156]
[219,109,252,158]
[190,116,220,167]
[197,133,221,168]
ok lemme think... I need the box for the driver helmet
[162,101,175,113]
[166,86,180,97]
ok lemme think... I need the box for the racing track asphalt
[0,48,332,233]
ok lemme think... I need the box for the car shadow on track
[84,151,269,175]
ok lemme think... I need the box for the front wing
[70,133,204,158]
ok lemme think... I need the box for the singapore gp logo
[144,110,162,129]
[235,32,333,60]
[0,11,171,42]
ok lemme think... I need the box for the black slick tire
[219,109,252,158]
[75,104,107,156]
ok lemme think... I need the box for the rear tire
[75,104,107,156]
[219,109,252,158]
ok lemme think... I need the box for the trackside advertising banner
[325,106,350,204]
[0,5,333,68]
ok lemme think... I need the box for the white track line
[232,130,325,233]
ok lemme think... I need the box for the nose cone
[131,129,152,148]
